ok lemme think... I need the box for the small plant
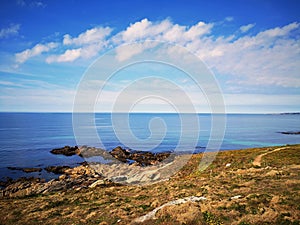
[203,211,223,225]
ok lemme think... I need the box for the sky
[0,0,299,113]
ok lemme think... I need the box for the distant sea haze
[0,112,299,180]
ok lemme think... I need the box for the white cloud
[46,48,81,63]
[115,41,159,61]
[113,19,300,88]
[45,27,112,63]
[258,22,298,38]
[114,18,172,43]
[15,42,57,63]
[240,23,255,33]
[63,27,112,45]
[114,18,213,45]
[14,19,300,90]
[0,24,20,38]
[189,22,300,88]
[184,21,213,39]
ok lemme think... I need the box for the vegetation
[0,144,299,224]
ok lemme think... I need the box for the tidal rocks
[7,167,42,173]
[45,166,71,174]
[110,146,172,166]
[110,146,131,163]
[78,146,114,159]
[50,146,80,156]
[0,165,107,198]
[22,168,42,173]
[278,131,300,135]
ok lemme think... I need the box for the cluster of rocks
[50,145,80,156]
[0,145,186,198]
[7,166,71,175]
[0,165,111,198]
[50,145,173,166]
[110,146,172,166]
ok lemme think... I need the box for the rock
[110,146,130,163]
[110,146,172,166]
[64,165,97,178]
[59,174,67,180]
[99,222,108,225]
[50,146,80,156]
[278,131,300,135]
[111,176,128,183]
[231,195,242,200]
[0,164,106,198]
[225,163,231,167]
[89,179,105,188]
[45,166,71,174]
[22,168,42,173]
[7,167,42,173]
[7,166,23,171]
[79,146,111,158]
[0,177,45,198]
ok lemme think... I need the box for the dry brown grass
[0,144,299,225]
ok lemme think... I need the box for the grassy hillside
[0,144,299,225]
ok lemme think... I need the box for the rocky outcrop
[0,165,110,198]
[278,131,300,135]
[0,146,185,198]
[49,145,173,167]
[110,146,172,166]
[50,146,80,156]
[45,166,71,174]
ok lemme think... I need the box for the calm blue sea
[0,112,299,180]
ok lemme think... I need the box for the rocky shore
[1,145,183,197]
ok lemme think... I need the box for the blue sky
[0,0,299,113]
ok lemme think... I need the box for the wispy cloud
[240,23,255,33]
[0,24,20,39]
[17,0,46,8]
[225,16,234,22]
[15,42,58,64]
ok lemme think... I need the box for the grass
[0,144,299,225]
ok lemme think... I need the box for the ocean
[0,112,299,180]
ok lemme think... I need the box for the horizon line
[0,111,299,115]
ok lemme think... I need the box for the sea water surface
[0,112,299,180]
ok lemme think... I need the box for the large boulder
[110,146,131,163]
[50,146,80,156]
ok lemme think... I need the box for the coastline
[0,144,299,224]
